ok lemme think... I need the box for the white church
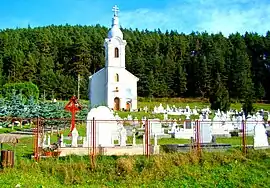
[89,5,139,111]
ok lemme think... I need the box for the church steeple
[108,5,123,39]
[111,5,119,27]
[105,5,126,68]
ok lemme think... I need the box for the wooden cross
[112,5,119,16]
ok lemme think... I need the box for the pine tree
[209,73,230,112]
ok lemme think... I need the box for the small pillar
[71,128,79,147]
[154,134,158,146]
[132,133,136,146]
[43,135,47,148]
[60,134,65,147]
[47,135,51,146]
[120,128,127,147]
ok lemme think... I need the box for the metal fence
[0,116,268,164]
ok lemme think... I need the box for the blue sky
[0,0,269,36]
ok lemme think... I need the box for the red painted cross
[64,96,82,134]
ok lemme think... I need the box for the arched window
[115,47,119,58]
[115,73,119,82]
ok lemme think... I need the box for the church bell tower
[104,5,127,68]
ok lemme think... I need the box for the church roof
[89,68,105,79]
[125,69,139,81]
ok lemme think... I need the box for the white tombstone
[43,135,47,147]
[199,121,212,143]
[47,135,51,146]
[254,123,269,147]
[199,114,203,121]
[71,128,79,147]
[163,113,168,121]
[154,134,158,146]
[60,134,65,147]
[153,106,158,113]
[149,119,164,136]
[86,106,119,147]
[119,127,127,146]
[157,103,164,113]
[132,132,136,146]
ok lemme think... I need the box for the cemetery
[0,4,270,188]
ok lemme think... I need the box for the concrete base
[58,145,160,156]
[162,143,232,153]
[254,146,270,150]
[172,131,195,139]
[212,133,231,138]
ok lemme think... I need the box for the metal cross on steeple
[112,5,119,17]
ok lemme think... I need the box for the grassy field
[0,124,269,187]
[115,98,270,119]
[0,98,270,187]
[0,149,270,187]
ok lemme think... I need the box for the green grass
[1,126,270,187]
[0,125,32,134]
[0,149,270,187]
[114,98,270,119]
[1,98,270,187]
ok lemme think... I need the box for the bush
[1,82,39,101]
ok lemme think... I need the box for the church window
[115,47,119,58]
[115,74,119,82]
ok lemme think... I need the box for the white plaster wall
[89,69,107,108]
[105,38,126,68]
[105,67,138,110]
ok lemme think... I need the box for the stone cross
[112,5,119,16]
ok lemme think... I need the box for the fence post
[144,120,150,158]
[34,117,40,162]
[242,120,247,155]
[90,117,96,169]
[196,120,201,155]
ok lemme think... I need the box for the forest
[0,24,269,102]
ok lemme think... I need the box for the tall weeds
[1,150,269,187]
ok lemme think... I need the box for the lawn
[115,98,270,119]
[1,123,270,187]
[0,148,269,187]
[0,98,270,187]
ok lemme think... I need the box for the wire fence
[0,116,269,165]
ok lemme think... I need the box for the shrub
[1,82,39,101]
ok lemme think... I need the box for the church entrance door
[114,97,120,111]
[126,101,131,111]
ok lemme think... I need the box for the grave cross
[112,5,119,16]
[64,96,82,134]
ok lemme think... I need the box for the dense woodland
[0,25,269,103]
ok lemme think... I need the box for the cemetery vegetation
[0,94,270,128]
[1,135,270,187]
[0,26,269,105]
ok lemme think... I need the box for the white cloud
[119,0,270,36]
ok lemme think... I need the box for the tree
[209,73,230,112]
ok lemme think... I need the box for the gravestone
[71,128,79,147]
[149,119,164,136]
[254,123,269,147]
[199,121,212,143]
[119,126,127,146]
[85,106,119,147]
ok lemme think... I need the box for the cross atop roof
[112,5,119,17]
